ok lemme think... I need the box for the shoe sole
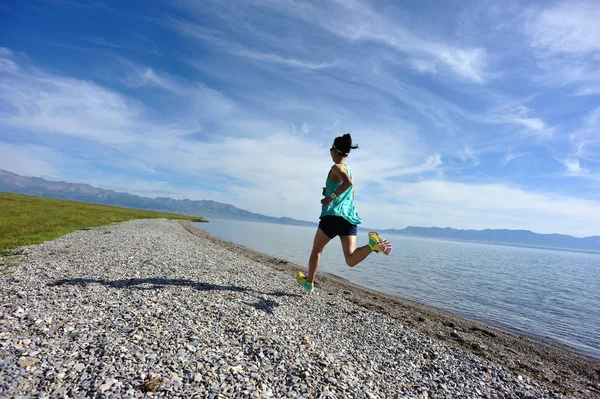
[369,232,392,255]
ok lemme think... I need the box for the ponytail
[332,133,359,156]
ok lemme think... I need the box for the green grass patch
[0,192,206,252]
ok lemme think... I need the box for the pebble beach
[1,219,598,398]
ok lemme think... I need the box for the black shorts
[318,216,358,239]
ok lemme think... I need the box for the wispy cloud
[561,158,600,183]
[86,34,163,55]
[524,1,600,94]
[233,49,336,70]
[476,103,548,135]
[563,106,600,179]
[164,17,334,71]
[458,146,480,167]
[172,0,488,83]
[307,0,488,82]
[0,50,143,144]
[503,152,527,165]
[526,1,600,54]
[395,154,443,177]
[87,36,128,49]
[563,158,586,174]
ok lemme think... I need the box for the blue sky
[1,0,599,237]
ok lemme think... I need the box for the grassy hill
[0,192,206,254]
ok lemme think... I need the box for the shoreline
[183,221,600,397]
[363,283,599,363]
[190,220,600,361]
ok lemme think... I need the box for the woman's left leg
[339,235,373,267]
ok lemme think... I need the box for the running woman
[297,133,392,293]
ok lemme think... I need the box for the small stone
[18,357,38,367]
[142,375,166,393]
[230,365,243,374]
[74,363,85,372]
[99,379,113,392]
[471,342,487,351]
[301,336,311,347]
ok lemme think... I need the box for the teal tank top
[320,163,362,225]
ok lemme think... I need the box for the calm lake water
[192,218,600,360]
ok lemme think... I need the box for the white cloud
[0,48,20,73]
[394,154,443,176]
[564,158,585,174]
[477,103,547,134]
[172,1,488,83]
[0,142,60,177]
[457,146,480,167]
[0,51,144,144]
[561,157,599,182]
[0,51,240,152]
[503,152,526,165]
[411,58,438,75]
[472,102,554,139]
[87,36,128,50]
[567,107,600,165]
[233,49,336,70]
[320,1,488,83]
[524,2,600,93]
[575,85,600,96]
[166,17,335,71]
[118,62,237,118]
[518,117,545,131]
[163,3,492,136]
[526,2,600,54]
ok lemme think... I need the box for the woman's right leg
[307,228,331,283]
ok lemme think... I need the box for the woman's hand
[321,197,333,206]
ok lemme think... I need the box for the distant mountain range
[380,226,600,252]
[0,169,316,227]
[1,169,599,252]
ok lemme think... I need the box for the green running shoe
[368,232,392,255]
[296,271,314,293]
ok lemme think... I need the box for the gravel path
[0,219,595,398]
